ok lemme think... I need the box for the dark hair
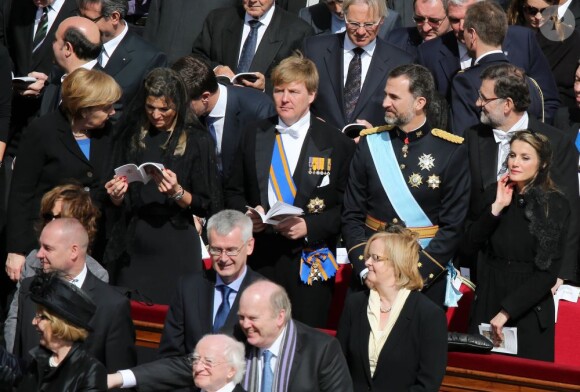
[172,56,218,100]
[387,64,435,110]
[77,0,128,19]
[480,63,531,112]
[63,26,102,61]
[509,130,557,192]
[464,1,507,47]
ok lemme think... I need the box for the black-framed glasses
[42,212,61,222]
[208,242,247,257]
[522,4,548,16]
[477,90,503,107]
[345,19,382,31]
[412,15,447,28]
[187,354,227,370]
[78,12,105,23]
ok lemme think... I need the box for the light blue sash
[366,132,433,248]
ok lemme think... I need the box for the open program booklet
[115,162,165,184]
[246,201,304,225]
[479,323,518,355]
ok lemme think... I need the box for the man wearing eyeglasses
[303,0,414,130]
[417,0,559,120]
[461,62,579,291]
[108,210,262,391]
[298,0,402,39]
[77,0,166,119]
[387,0,451,56]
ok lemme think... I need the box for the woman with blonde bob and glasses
[5,68,122,283]
[337,227,448,392]
[0,272,106,391]
[463,130,570,362]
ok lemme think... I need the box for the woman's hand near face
[105,175,128,206]
[491,173,514,216]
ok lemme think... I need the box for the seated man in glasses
[303,0,414,130]
[387,0,451,56]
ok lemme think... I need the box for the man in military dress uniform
[342,64,470,306]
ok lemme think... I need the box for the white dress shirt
[238,4,276,63]
[100,22,129,68]
[342,35,377,88]
[208,84,228,155]
[212,265,247,323]
[203,382,237,392]
[257,326,286,390]
[33,0,65,48]
[493,112,529,178]
[457,42,472,70]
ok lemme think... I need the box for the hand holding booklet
[478,323,518,355]
[115,162,165,184]
[246,201,304,225]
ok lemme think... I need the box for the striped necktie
[33,7,49,52]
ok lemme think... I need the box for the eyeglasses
[208,242,247,257]
[477,90,503,107]
[345,19,382,31]
[34,313,49,321]
[412,15,447,28]
[523,4,548,16]
[364,254,388,264]
[187,355,227,370]
[42,212,61,222]
[79,13,105,22]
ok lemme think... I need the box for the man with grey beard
[342,63,470,307]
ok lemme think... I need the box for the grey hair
[206,209,253,243]
[269,281,292,322]
[77,0,128,19]
[195,334,246,384]
[343,0,388,19]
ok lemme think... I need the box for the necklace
[72,129,89,139]
[379,303,392,313]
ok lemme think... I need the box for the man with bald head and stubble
[12,218,136,374]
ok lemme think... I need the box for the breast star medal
[418,154,435,171]
[307,197,325,214]
[427,174,441,189]
[408,173,423,188]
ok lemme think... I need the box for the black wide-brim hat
[27,271,96,331]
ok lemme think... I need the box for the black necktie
[344,47,364,122]
[237,19,261,73]
[213,285,234,332]
[33,7,49,51]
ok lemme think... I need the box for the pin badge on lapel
[307,197,325,214]
[308,157,331,175]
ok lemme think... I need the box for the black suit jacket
[449,52,546,135]
[464,117,580,282]
[220,85,276,181]
[158,267,263,358]
[191,5,313,92]
[102,28,167,115]
[337,290,448,392]
[386,26,423,57]
[303,33,414,129]
[6,109,113,254]
[417,26,560,123]
[298,3,402,40]
[0,0,77,76]
[14,271,137,373]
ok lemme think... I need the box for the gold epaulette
[359,124,394,136]
[431,128,464,144]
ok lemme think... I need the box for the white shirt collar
[102,22,129,60]
[202,382,237,392]
[244,3,275,27]
[492,112,529,143]
[260,325,287,359]
[209,84,228,119]
[215,265,247,292]
[60,60,99,83]
[558,0,573,19]
[457,41,471,70]
[69,264,88,288]
[343,33,377,57]
[46,0,65,14]
[473,50,504,66]
[277,111,311,135]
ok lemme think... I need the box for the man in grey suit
[172,56,276,182]
[191,0,313,92]
[298,0,402,39]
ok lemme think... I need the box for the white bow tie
[275,125,300,139]
[492,129,514,144]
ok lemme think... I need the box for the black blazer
[158,267,263,358]
[464,117,580,282]
[298,3,402,39]
[191,5,313,92]
[220,85,276,181]
[0,0,77,76]
[303,33,414,129]
[6,109,113,254]
[337,290,448,392]
[102,29,167,115]
[417,26,560,123]
[14,271,137,373]
[386,26,423,57]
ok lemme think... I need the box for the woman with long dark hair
[104,67,222,303]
